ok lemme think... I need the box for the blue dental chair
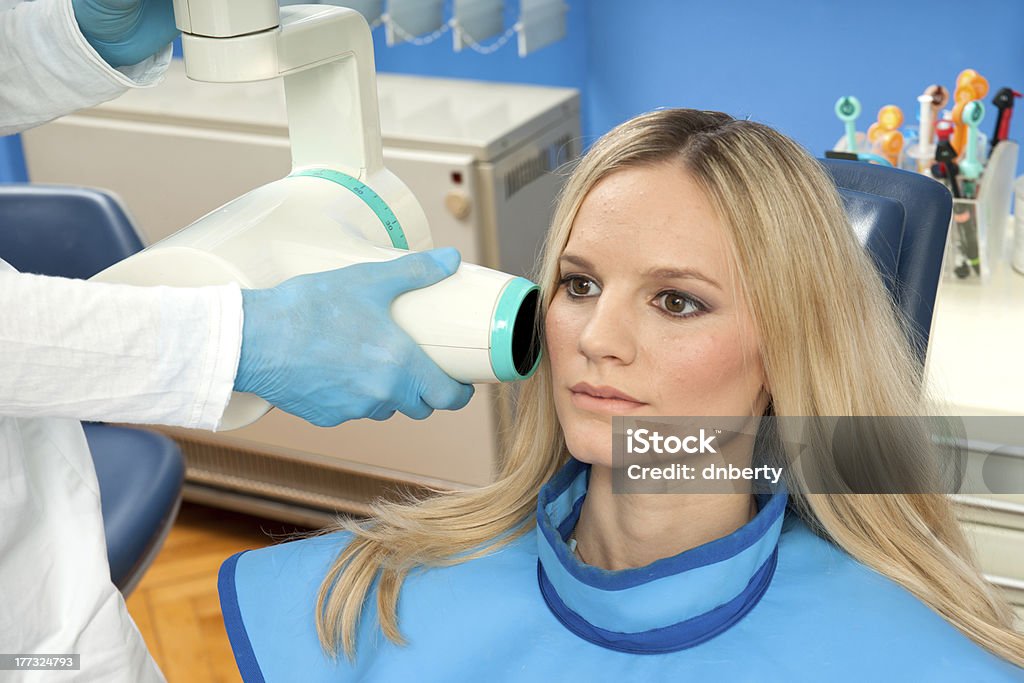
[0,184,185,596]
[822,158,953,363]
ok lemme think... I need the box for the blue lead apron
[219,459,1023,682]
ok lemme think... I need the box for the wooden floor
[125,502,312,683]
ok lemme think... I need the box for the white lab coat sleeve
[0,0,172,136]
[0,269,244,430]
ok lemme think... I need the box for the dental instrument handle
[933,121,961,199]
[959,100,985,181]
[835,96,861,153]
[990,87,1022,154]
[918,94,934,156]
[915,86,947,173]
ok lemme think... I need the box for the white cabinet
[958,504,1024,625]
[925,258,1024,623]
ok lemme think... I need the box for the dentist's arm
[71,0,179,68]
[0,249,473,429]
[0,0,174,136]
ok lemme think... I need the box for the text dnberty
[626,463,784,484]
[626,428,717,455]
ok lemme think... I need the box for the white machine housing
[172,0,279,38]
[92,170,541,429]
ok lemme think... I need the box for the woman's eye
[569,278,593,296]
[560,275,600,298]
[656,291,705,318]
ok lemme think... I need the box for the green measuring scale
[290,168,409,249]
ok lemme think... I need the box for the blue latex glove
[71,0,178,68]
[235,248,475,428]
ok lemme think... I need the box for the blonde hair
[316,109,1024,665]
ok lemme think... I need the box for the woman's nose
[577,293,637,364]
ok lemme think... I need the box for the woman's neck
[571,464,757,571]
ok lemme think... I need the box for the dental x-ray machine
[92,0,542,430]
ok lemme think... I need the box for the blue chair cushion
[0,184,143,279]
[821,159,953,358]
[836,188,905,300]
[1,185,184,594]
[83,423,185,590]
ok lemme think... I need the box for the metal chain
[380,13,520,55]
[383,14,453,46]
[459,23,519,55]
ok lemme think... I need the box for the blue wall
[0,136,27,183]
[582,0,1024,168]
[363,0,1024,166]
[6,0,1024,180]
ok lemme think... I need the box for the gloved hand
[72,0,178,68]
[235,248,475,428]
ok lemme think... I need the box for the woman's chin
[559,413,617,468]
[566,444,613,469]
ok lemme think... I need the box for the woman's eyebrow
[643,266,722,291]
[559,253,722,290]
[558,253,592,270]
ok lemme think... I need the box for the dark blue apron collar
[535,458,787,654]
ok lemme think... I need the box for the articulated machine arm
[173,0,394,198]
[91,0,542,430]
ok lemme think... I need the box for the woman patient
[219,109,1024,681]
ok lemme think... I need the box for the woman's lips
[569,383,647,413]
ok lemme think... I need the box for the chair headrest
[836,187,904,298]
[821,159,952,360]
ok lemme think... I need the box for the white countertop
[925,224,1024,417]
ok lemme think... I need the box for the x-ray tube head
[91,171,543,430]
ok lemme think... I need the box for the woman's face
[545,162,769,467]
